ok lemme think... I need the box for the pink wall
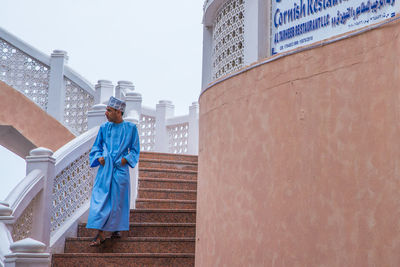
[0,81,74,157]
[196,20,400,266]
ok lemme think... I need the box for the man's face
[105,107,120,122]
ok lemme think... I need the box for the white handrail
[64,66,95,98]
[167,115,190,126]
[0,27,50,67]
[54,126,98,173]
[141,106,156,117]
[0,169,44,266]
[50,127,99,251]
[5,170,44,221]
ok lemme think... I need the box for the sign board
[271,0,399,55]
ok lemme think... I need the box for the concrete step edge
[139,158,198,165]
[139,188,197,193]
[136,198,196,203]
[67,237,196,242]
[132,208,196,213]
[140,151,198,159]
[139,177,197,183]
[140,168,197,174]
[52,252,195,258]
[79,222,195,227]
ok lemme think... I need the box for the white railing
[49,127,98,251]
[0,169,44,265]
[90,82,199,155]
[139,112,156,152]
[0,129,98,266]
[0,23,199,267]
[167,116,190,154]
[63,77,94,134]
[0,37,50,110]
[0,27,95,136]
[0,125,141,263]
[0,26,198,154]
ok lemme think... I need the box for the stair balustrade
[0,126,121,266]
[0,27,95,136]
[0,26,198,155]
[0,26,199,266]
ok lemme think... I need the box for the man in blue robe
[87,96,140,246]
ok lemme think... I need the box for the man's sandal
[89,233,106,247]
[111,231,121,239]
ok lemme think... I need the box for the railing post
[125,113,140,210]
[115,80,135,99]
[188,102,199,155]
[95,80,114,105]
[0,203,14,223]
[88,104,107,129]
[125,91,142,120]
[47,50,68,122]
[155,100,175,153]
[25,148,55,247]
[4,238,50,267]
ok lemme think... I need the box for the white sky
[0,0,205,200]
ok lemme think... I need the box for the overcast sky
[0,0,205,200]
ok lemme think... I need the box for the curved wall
[197,19,400,266]
[211,0,245,80]
[0,81,75,157]
[202,0,270,88]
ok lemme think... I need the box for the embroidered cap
[107,96,126,112]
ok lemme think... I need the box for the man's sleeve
[125,124,140,168]
[89,127,104,167]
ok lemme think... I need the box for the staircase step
[139,158,198,171]
[139,177,197,190]
[52,253,195,267]
[52,153,198,266]
[64,237,195,253]
[140,168,197,180]
[130,209,196,223]
[139,188,197,200]
[78,223,196,238]
[136,199,196,209]
[140,152,198,163]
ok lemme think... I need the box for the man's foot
[89,232,105,247]
[111,231,121,239]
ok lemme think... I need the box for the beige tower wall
[196,19,400,266]
[0,81,75,157]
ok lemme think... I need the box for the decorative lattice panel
[139,115,156,151]
[50,151,95,235]
[64,78,95,135]
[212,0,245,80]
[167,123,189,154]
[0,39,50,109]
[12,195,38,242]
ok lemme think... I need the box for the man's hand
[98,157,105,166]
[121,158,127,166]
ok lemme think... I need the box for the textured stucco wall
[196,20,400,266]
[0,81,75,157]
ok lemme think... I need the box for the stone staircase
[52,152,198,267]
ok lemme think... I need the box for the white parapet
[116,80,135,99]
[47,50,68,122]
[0,204,14,224]
[125,91,142,119]
[4,238,49,267]
[25,148,55,248]
[155,100,175,153]
[188,102,199,155]
[95,80,114,105]
[88,104,107,129]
